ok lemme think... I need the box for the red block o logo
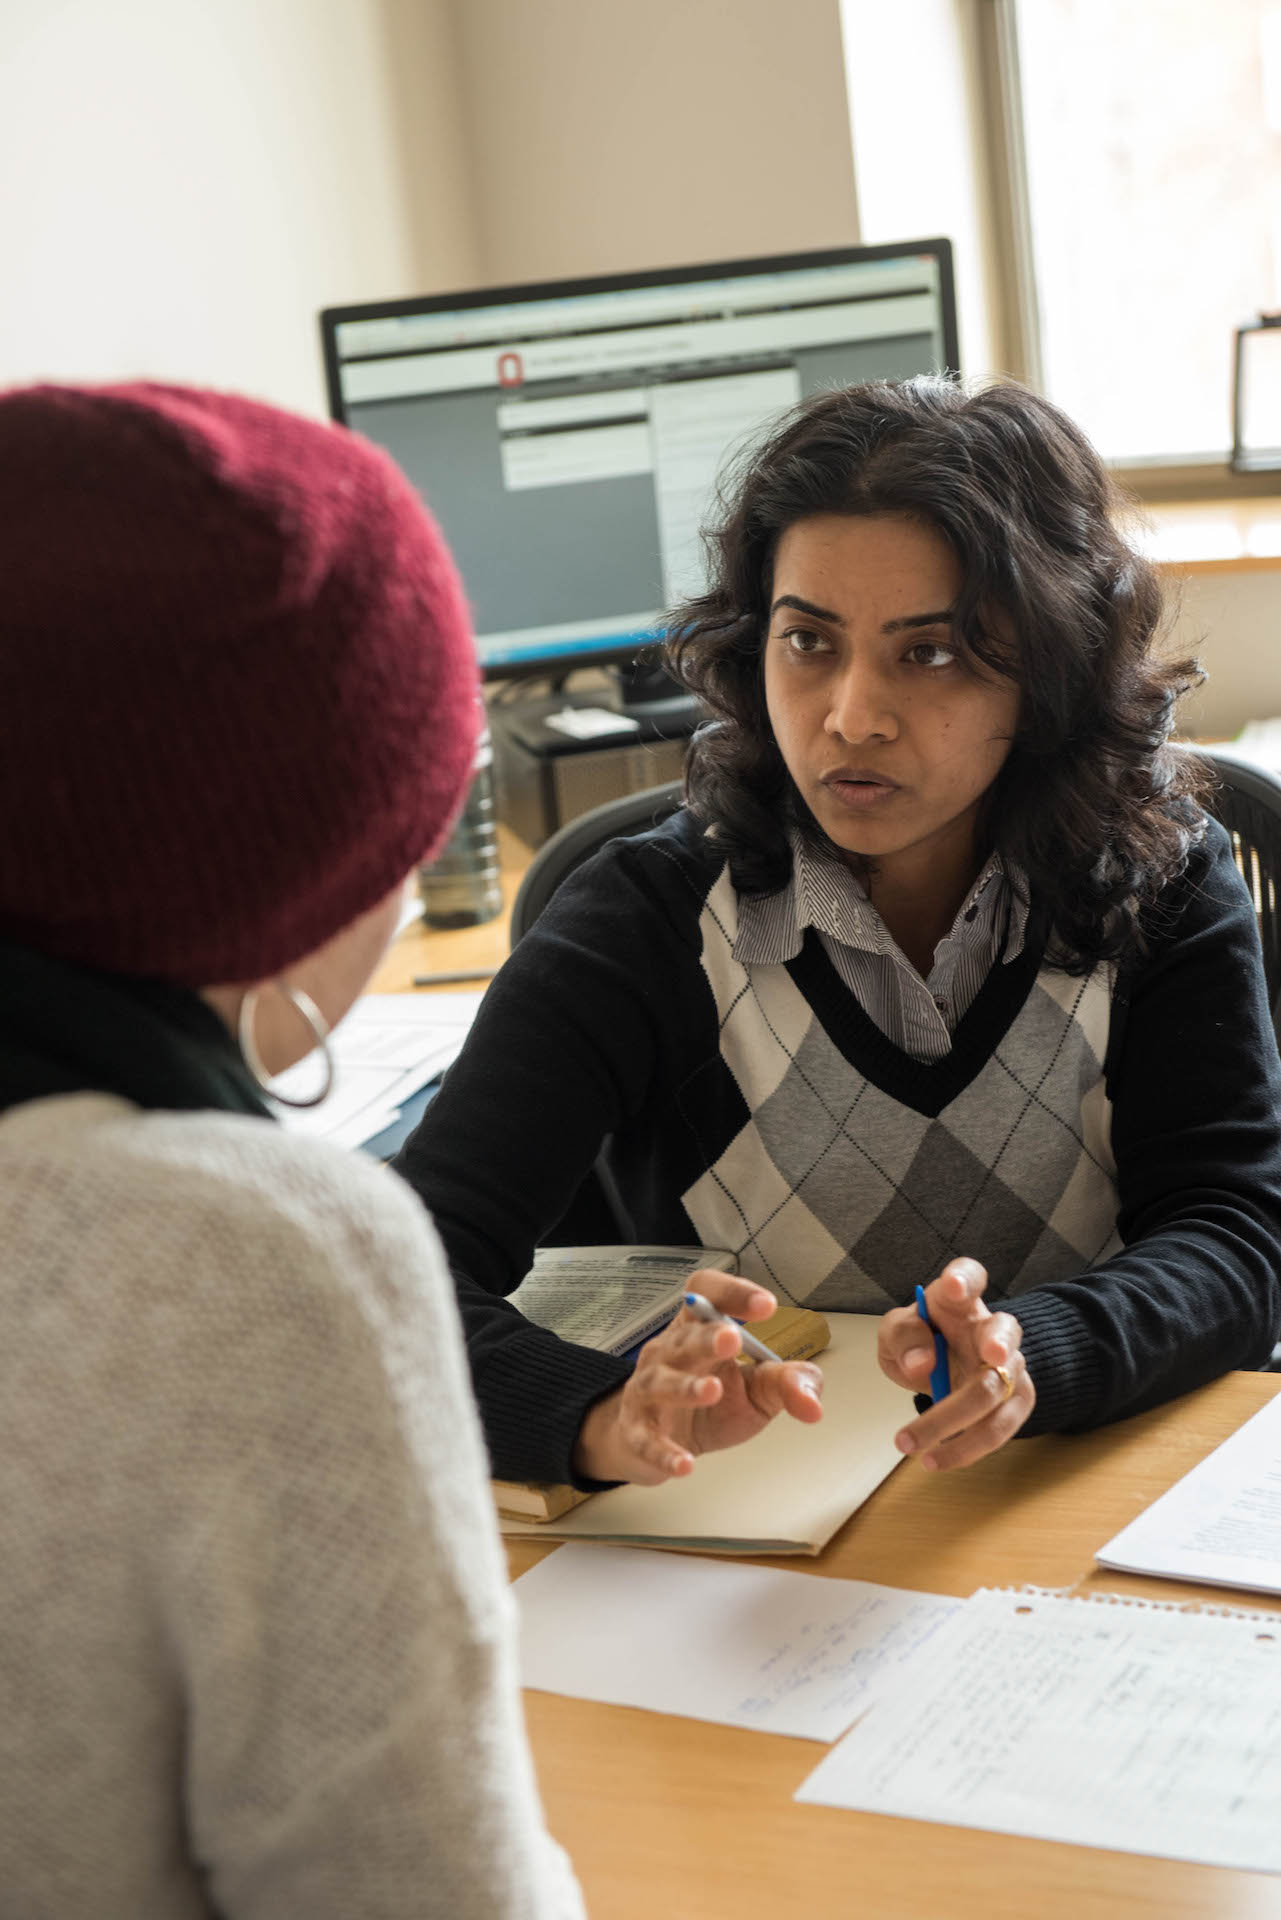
[497,351,524,388]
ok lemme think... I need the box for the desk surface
[508,1373,1281,1920]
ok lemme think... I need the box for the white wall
[450,0,860,286]
[0,0,858,415]
[1170,570,1281,741]
[0,0,475,417]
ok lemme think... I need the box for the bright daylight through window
[1015,0,1281,462]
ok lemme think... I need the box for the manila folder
[500,1313,906,1555]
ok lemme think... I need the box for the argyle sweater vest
[679,867,1120,1311]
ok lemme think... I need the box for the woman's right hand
[571,1271,823,1485]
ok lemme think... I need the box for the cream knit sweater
[0,1092,584,1919]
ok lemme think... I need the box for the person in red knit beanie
[0,383,585,1920]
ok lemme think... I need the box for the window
[1012,0,1281,464]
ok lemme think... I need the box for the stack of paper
[1096,1387,1281,1596]
[267,991,482,1149]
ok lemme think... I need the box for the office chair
[1183,743,1281,1042]
[509,778,686,944]
[1174,744,1281,1373]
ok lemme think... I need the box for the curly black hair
[665,376,1207,974]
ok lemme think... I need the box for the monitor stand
[613,660,703,734]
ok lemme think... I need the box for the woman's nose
[824,662,898,745]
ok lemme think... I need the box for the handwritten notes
[797,1587,1281,1873]
[1098,1387,1281,1596]
[515,1544,959,1742]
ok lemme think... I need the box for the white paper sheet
[796,1587,1281,1874]
[269,991,482,1144]
[1097,1387,1281,1596]
[516,1544,960,1741]
[500,1314,908,1554]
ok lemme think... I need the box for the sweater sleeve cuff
[1003,1288,1107,1435]
[475,1326,633,1488]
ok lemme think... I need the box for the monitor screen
[320,240,959,680]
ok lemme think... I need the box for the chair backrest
[509,779,686,945]
[1184,743,1281,1038]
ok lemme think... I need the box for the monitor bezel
[319,238,959,683]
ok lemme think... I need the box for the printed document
[268,991,481,1148]
[1097,1386,1281,1595]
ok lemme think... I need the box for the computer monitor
[320,239,958,695]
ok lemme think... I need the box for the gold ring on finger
[986,1362,1015,1404]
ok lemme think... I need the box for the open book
[507,1244,736,1355]
[498,1313,905,1554]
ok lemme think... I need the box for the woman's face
[762,513,1020,887]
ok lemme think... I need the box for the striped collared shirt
[733,832,1030,1063]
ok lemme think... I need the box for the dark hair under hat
[0,381,480,985]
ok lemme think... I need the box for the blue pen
[914,1284,951,1401]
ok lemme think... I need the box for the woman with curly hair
[398,376,1281,1490]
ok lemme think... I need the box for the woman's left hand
[877,1257,1035,1469]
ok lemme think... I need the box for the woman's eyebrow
[770,594,957,633]
[770,593,844,624]
[882,608,955,633]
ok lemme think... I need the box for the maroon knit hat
[0,382,480,984]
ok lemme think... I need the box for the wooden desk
[508,1373,1281,1919]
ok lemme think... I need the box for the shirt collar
[733,831,1030,968]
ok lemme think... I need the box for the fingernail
[920,1454,939,1471]
[799,1379,821,1400]
[895,1429,916,1454]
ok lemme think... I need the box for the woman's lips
[821,771,903,811]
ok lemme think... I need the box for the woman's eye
[905,640,957,669]
[782,627,831,655]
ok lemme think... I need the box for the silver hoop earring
[238,982,335,1109]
